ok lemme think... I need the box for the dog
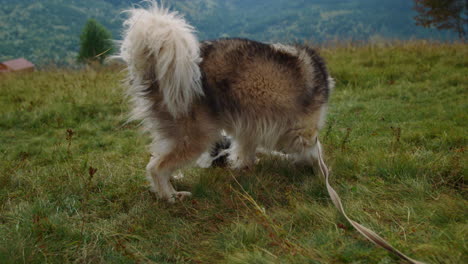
[118,2,334,203]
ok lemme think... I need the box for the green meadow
[0,42,466,263]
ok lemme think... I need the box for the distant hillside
[0,0,456,66]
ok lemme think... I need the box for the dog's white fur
[119,3,203,118]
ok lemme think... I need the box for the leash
[315,138,426,264]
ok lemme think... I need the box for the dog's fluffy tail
[119,2,203,117]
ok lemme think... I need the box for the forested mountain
[0,0,456,66]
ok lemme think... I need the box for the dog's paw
[168,191,192,203]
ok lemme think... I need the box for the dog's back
[201,39,330,116]
[200,38,333,154]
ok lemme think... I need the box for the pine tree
[413,0,468,41]
[77,19,114,64]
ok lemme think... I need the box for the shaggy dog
[118,2,334,202]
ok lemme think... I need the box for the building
[0,58,35,73]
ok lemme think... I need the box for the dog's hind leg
[146,137,210,203]
[146,155,182,202]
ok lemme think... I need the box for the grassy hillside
[0,42,466,263]
[0,0,457,66]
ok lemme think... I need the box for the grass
[0,42,466,263]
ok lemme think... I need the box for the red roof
[1,58,35,71]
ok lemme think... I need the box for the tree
[78,19,114,64]
[413,0,468,41]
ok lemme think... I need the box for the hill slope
[0,43,466,263]
[0,0,457,66]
